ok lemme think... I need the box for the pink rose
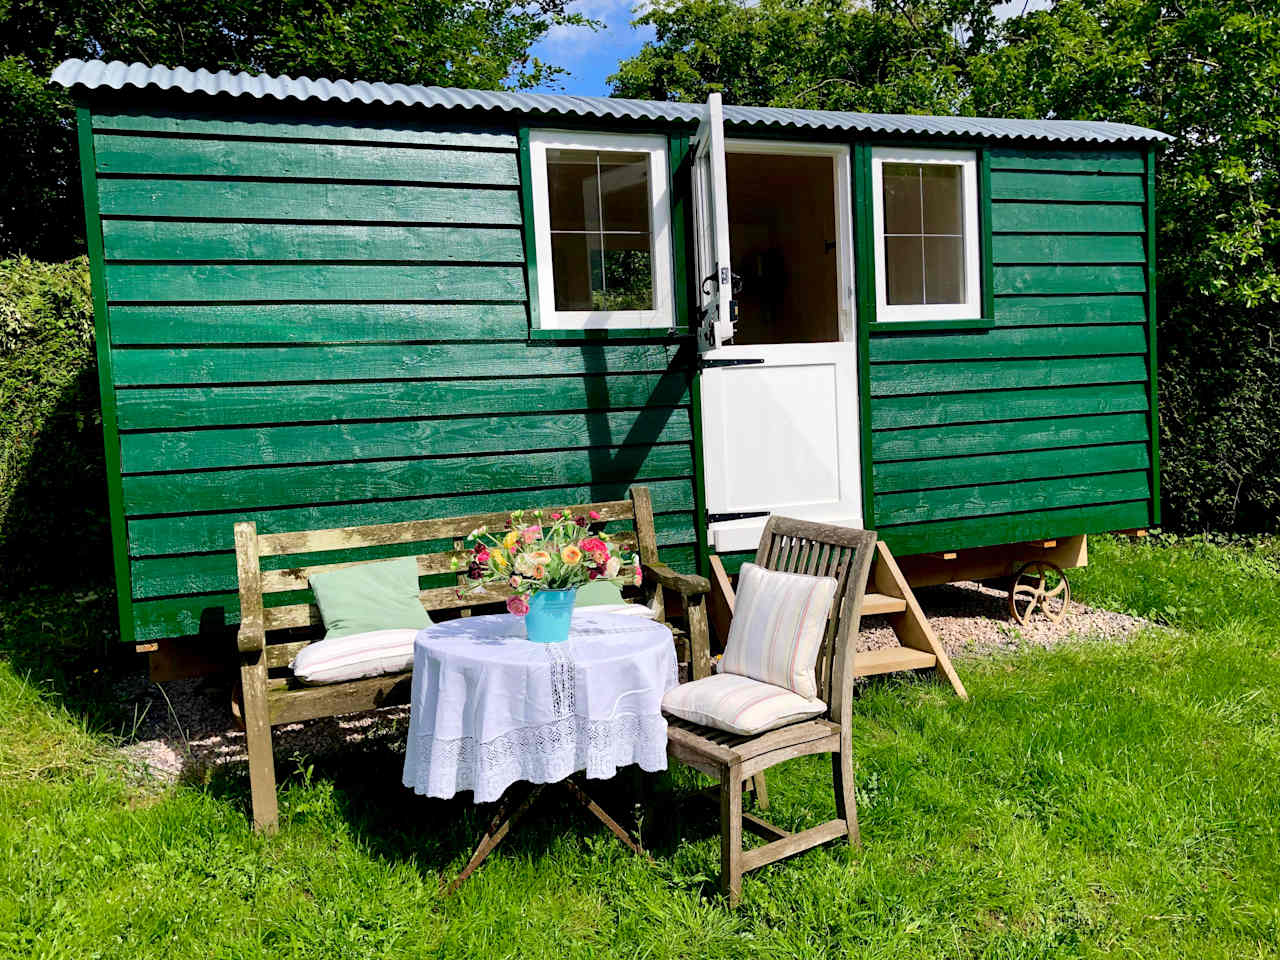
[589,510,601,520]
[475,546,490,564]
[580,537,609,563]
[551,512,562,520]
[633,558,643,587]
[521,525,542,544]
[506,594,530,616]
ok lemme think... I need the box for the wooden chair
[665,517,878,905]
[233,485,711,832]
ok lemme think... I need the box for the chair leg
[720,763,744,906]
[832,747,860,848]
[240,657,279,833]
[751,773,769,810]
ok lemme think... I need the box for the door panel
[701,342,862,552]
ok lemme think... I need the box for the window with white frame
[871,147,981,322]
[528,130,674,330]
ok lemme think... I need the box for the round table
[402,609,678,804]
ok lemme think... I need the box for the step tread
[860,592,909,616]
[852,647,937,676]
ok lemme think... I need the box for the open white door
[691,93,735,349]
[696,138,862,553]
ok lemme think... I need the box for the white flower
[515,552,539,577]
[605,555,622,578]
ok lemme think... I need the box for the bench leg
[240,657,279,833]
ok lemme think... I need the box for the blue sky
[530,0,651,96]
[528,0,1054,98]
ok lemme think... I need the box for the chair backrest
[233,486,662,665]
[753,517,877,721]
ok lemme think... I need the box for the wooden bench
[233,485,711,832]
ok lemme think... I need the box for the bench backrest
[234,486,661,657]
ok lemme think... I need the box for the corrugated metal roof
[52,59,1172,144]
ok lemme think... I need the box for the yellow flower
[560,544,582,566]
[491,550,509,570]
[503,530,521,551]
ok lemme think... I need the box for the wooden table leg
[445,784,543,894]
[563,777,651,859]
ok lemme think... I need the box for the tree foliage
[614,0,1280,534]
[0,0,592,258]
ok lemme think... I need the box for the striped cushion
[290,628,419,685]
[718,562,837,699]
[662,674,826,736]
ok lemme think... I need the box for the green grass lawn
[2,535,1278,958]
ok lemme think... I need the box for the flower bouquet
[453,508,643,643]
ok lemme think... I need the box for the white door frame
[699,138,863,552]
[720,139,856,344]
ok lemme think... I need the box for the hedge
[0,256,109,591]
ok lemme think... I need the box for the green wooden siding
[868,145,1156,557]
[88,104,698,644]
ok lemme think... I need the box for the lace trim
[402,713,668,803]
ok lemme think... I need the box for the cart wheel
[1008,561,1071,625]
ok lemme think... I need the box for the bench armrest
[643,560,711,597]
[238,622,266,654]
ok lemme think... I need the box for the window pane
[922,164,964,235]
[882,164,922,235]
[597,233,653,311]
[546,149,601,232]
[549,232,604,310]
[884,236,924,305]
[924,236,965,304]
[597,151,651,233]
[550,232,654,311]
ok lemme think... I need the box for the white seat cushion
[718,562,838,699]
[662,673,826,736]
[290,628,419,685]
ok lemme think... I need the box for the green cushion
[307,556,432,639]
[574,579,625,607]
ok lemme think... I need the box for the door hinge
[707,510,770,524]
[698,355,765,370]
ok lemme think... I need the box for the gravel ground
[118,581,1148,784]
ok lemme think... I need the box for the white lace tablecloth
[402,610,678,802]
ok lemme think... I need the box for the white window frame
[871,146,981,323]
[528,130,675,331]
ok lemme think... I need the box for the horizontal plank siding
[115,372,690,429]
[871,412,1151,462]
[120,408,692,473]
[108,302,531,346]
[104,263,528,303]
[88,103,699,644]
[987,149,1145,174]
[92,110,517,148]
[111,342,684,386]
[103,222,525,264]
[991,233,1145,265]
[128,478,697,557]
[95,135,519,185]
[870,356,1148,396]
[874,470,1151,526]
[989,171,1145,203]
[97,179,522,224]
[990,202,1145,234]
[869,144,1156,556]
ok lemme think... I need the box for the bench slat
[266,672,413,726]
[257,499,636,557]
[258,531,639,594]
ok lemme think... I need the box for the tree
[613,0,1280,533]
[0,0,593,259]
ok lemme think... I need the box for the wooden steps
[851,647,937,677]
[860,592,907,616]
